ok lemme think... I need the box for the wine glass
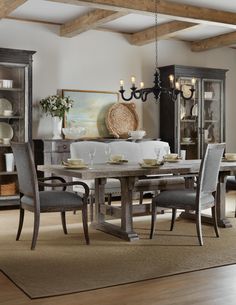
[89,146,96,168]
[105,144,111,162]
[154,146,161,161]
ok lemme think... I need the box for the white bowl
[62,127,86,139]
[128,130,146,139]
[225,153,236,161]
[182,137,191,143]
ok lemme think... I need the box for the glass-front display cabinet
[0,48,35,207]
[159,65,227,159]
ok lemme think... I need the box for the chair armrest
[38,176,67,191]
[59,181,90,198]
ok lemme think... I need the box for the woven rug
[1,206,236,299]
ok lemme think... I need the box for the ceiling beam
[191,31,236,52]
[61,9,126,37]
[48,0,236,27]
[0,0,27,18]
[129,21,197,46]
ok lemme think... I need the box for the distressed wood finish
[60,9,126,37]
[0,0,27,19]
[191,31,236,52]
[38,160,236,240]
[129,21,197,46]
[49,0,236,27]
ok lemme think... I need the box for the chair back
[11,142,39,199]
[198,143,225,196]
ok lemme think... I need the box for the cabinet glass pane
[179,77,200,159]
[202,79,222,151]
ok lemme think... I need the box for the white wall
[0,19,236,151]
[0,19,142,138]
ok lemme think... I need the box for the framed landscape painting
[61,89,119,138]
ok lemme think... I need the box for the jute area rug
[1,204,236,299]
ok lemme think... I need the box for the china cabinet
[0,48,35,207]
[159,65,227,159]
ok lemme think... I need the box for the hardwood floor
[1,264,236,305]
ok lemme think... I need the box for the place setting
[222,153,236,162]
[139,158,164,168]
[163,153,182,163]
[62,158,88,169]
[107,154,128,165]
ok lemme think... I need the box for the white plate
[64,164,88,169]
[164,159,180,163]
[191,104,198,116]
[0,98,12,115]
[0,122,13,139]
[107,160,128,165]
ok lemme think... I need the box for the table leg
[91,176,139,241]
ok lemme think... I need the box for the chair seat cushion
[152,189,215,210]
[21,191,83,212]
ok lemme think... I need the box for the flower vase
[52,116,62,139]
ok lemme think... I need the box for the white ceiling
[7,0,236,43]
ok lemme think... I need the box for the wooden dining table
[38,159,236,241]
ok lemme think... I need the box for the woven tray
[106,103,139,138]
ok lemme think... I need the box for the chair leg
[196,211,203,246]
[235,201,236,218]
[16,207,25,241]
[150,201,158,239]
[89,195,94,222]
[61,211,68,235]
[170,208,177,231]
[107,193,112,205]
[82,202,90,245]
[211,206,219,238]
[31,212,40,250]
[139,192,143,205]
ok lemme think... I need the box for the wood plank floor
[1,264,236,305]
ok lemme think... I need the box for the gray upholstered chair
[11,142,90,250]
[226,175,236,217]
[150,143,225,246]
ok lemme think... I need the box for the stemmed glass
[89,146,96,168]
[154,147,161,161]
[105,144,111,162]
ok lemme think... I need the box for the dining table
[38,159,236,241]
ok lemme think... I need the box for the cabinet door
[201,79,224,157]
[179,77,201,159]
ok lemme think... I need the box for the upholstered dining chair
[150,143,225,246]
[11,142,90,250]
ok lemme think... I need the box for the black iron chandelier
[119,0,195,103]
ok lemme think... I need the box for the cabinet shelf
[181,119,197,123]
[0,171,17,175]
[0,115,24,119]
[0,87,24,92]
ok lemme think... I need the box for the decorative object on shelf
[62,126,86,139]
[39,94,74,139]
[0,98,12,115]
[39,94,73,119]
[119,0,195,103]
[4,153,14,172]
[191,103,198,117]
[0,79,13,88]
[128,130,146,140]
[106,102,139,138]
[61,89,118,138]
[52,116,63,139]
[0,122,14,142]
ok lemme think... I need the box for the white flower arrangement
[39,95,74,119]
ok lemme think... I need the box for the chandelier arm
[119,89,134,102]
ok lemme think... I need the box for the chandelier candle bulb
[169,74,174,88]
[140,82,144,89]
[175,82,180,90]
[191,78,196,88]
[120,79,124,89]
[131,76,136,85]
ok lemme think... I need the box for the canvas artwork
[61,90,118,138]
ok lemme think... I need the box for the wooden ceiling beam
[130,21,197,46]
[191,31,236,52]
[0,0,27,18]
[48,0,236,27]
[60,9,126,37]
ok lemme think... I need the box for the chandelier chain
[155,0,158,71]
